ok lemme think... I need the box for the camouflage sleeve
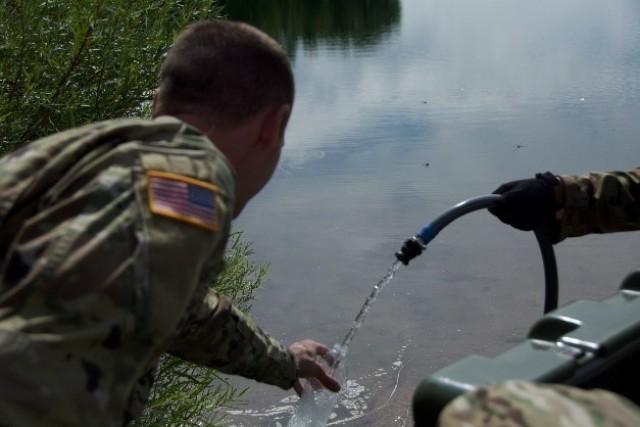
[135,119,298,390]
[438,380,640,427]
[556,168,640,241]
[167,286,298,390]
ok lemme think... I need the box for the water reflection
[223,0,640,425]
[219,0,401,57]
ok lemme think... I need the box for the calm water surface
[221,1,640,425]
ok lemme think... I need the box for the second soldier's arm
[490,167,640,243]
[556,168,640,241]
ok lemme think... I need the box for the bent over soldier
[0,20,339,426]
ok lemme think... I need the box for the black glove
[489,172,560,232]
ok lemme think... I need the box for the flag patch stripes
[147,170,219,231]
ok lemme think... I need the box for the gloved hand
[489,172,560,232]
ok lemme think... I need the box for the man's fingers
[289,339,342,394]
[315,369,341,393]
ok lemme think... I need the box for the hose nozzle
[395,195,504,267]
[395,236,426,265]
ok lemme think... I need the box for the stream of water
[340,261,403,351]
[287,261,403,427]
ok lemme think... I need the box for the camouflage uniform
[438,380,640,427]
[439,168,640,426]
[0,117,297,426]
[557,168,640,241]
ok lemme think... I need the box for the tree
[0,0,220,153]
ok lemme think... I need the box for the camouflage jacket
[557,168,640,241]
[0,117,297,426]
[438,380,640,427]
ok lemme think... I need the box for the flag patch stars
[147,170,219,231]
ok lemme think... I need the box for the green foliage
[134,232,269,426]
[0,0,222,154]
[134,357,244,427]
[218,0,401,57]
[215,231,269,312]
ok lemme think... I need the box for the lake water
[220,1,640,425]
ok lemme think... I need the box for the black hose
[534,227,559,313]
[396,195,559,314]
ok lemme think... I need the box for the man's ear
[259,104,291,148]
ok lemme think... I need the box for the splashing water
[340,260,402,351]
[287,260,402,427]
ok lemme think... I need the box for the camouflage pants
[438,380,640,427]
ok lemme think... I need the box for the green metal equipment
[412,275,640,426]
[396,196,640,426]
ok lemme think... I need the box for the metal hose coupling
[395,236,426,265]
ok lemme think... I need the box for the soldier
[0,20,339,426]
[438,168,640,426]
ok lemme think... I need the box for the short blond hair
[157,20,294,127]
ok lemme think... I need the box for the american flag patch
[147,171,219,231]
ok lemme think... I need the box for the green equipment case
[412,270,640,426]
